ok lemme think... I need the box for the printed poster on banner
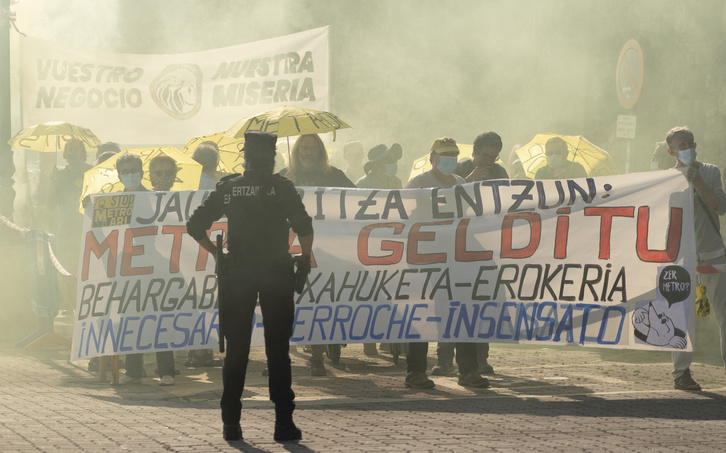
[19,27,329,144]
[71,169,696,361]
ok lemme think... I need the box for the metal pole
[0,0,16,223]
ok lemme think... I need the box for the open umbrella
[8,121,101,153]
[226,106,351,140]
[515,133,619,179]
[181,132,245,174]
[225,106,352,163]
[78,147,202,211]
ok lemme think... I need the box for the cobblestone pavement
[2,330,726,452]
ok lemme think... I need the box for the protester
[148,154,178,191]
[95,141,121,161]
[192,141,221,190]
[403,137,490,390]
[533,137,587,179]
[455,131,508,182]
[342,140,365,183]
[187,131,313,442]
[185,141,226,367]
[355,144,403,190]
[46,139,92,315]
[666,126,726,391]
[114,153,177,386]
[440,131,508,376]
[279,134,355,376]
[353,143,402,356]
[652,140,676,170]
[95,151,118,166]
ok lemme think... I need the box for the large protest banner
[71,170,696,361]
[19,27,329,144]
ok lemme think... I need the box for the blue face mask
[385,163,398,177]
[437,156,457,175]
[120,172,142,190]
[677,148,697,166]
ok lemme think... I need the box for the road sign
[616,39,644,110]
[616,115,637,139]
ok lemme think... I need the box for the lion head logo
[150,64,203,120]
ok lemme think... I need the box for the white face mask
[677,148,697,166]
[120,172,142,190]
[437,156,457,175]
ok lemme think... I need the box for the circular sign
[616,39,644,110]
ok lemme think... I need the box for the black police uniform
[186,169,313,428]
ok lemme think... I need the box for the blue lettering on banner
[75,301,627,359]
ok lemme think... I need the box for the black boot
[223,424,242,441]
[274,405,302,442]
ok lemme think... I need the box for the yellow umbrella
[225,106,352,141]
[515,134,619,178]
[79,147,203,212]
[181,132,245,174]
[8,121,101,153]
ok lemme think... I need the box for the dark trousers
[407,342,478,375]
[437,342,489,365]
[220,260,295,425]
[124,351,175,378]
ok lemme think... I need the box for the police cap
[243,131,277,152]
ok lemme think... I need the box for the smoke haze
[11,0,726,173]
[3,0,726,361]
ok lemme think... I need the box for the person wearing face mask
[111,153,177,386]
[148,154,179,191]
[352,144,403,357]
[278,134,354,376]
[651,141,677,171]
[436,131,509,377]
[405,137,466,189]
[47,139,93,315]
[355,144,403,190]
[402,137,490,390]
[534,137,587,180]
[665,126,726,391]
[114,153,147,192]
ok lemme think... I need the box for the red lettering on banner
[501,213,541,258]
[82,229,119,281]
[120,226,157,276]
[636,206,683,262]
[455,218,493,262]
[584,207,635,259]
[554,208,570,259]
[408,221,452,264]
[357,223,405,265]
[162,225,187,273]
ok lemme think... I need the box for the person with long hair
[278,134,354,376]
[279,134,355,188]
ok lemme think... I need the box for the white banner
[71,170,697,361]
[19,27,329,144]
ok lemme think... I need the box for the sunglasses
[153,170,176,177]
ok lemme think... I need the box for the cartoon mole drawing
[632,302,686,348]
